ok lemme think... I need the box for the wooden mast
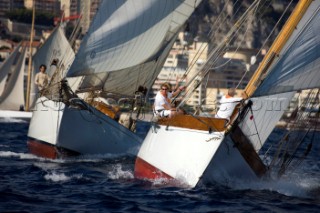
[25,2,35,111]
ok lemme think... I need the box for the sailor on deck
[34,64,49,91]
[153,82,185,118]
[216,88,247,120]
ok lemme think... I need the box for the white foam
[225,172,320,199]
[0,151,39,160]
[0,117,28,123]
[107,164,134,180]
[44,172,83,182]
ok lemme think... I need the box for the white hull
[135,115,265,188]
[0,110,32,122]
[135,123,227,187]
[27,96,143,158]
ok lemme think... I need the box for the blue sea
[0,119,319,212]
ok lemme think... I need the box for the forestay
[67,0,202,96]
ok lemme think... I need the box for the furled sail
[67,0,202,96]
[30,26,75,108]
[0,43,22,96]
[252,0,320,97]
[0,47,26,110]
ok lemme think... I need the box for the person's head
[227,88,236,97]
[160,83,170,95]
[39,64,47,73]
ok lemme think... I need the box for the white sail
[0,43,22,96]
[238,91,295,152]
[0,47,26,110]
[30,26,75,108]
[67,0,202,96]
[238,0,320,152]
[253,1,320,97]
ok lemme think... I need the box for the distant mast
[25,2,35,111]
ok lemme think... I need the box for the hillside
[186,0,298,49]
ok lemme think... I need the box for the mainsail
[67,0,203,96]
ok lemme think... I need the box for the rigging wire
[177,0,263,109]
[235,0,295,89]
[267,89,320,176]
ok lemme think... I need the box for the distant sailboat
[134,0,320,187]
[0,25,76,121]
[0,43,21,95]
[27,0,203,159]
[0,4,36,121]
[0,44,32,121]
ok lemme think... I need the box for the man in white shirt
[216,88,247,120]
[154,82,184,118]
[34,64,49,91]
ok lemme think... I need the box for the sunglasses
[161,88,168,91]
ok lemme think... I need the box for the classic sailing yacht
[27,0,203,159]
[134,0,320,187]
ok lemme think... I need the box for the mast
[25,2,35,111]
[244,0,313,97]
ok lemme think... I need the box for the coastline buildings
[0,0,100,40]
[153,31,263,113]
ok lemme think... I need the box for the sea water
[0,119,319,212]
